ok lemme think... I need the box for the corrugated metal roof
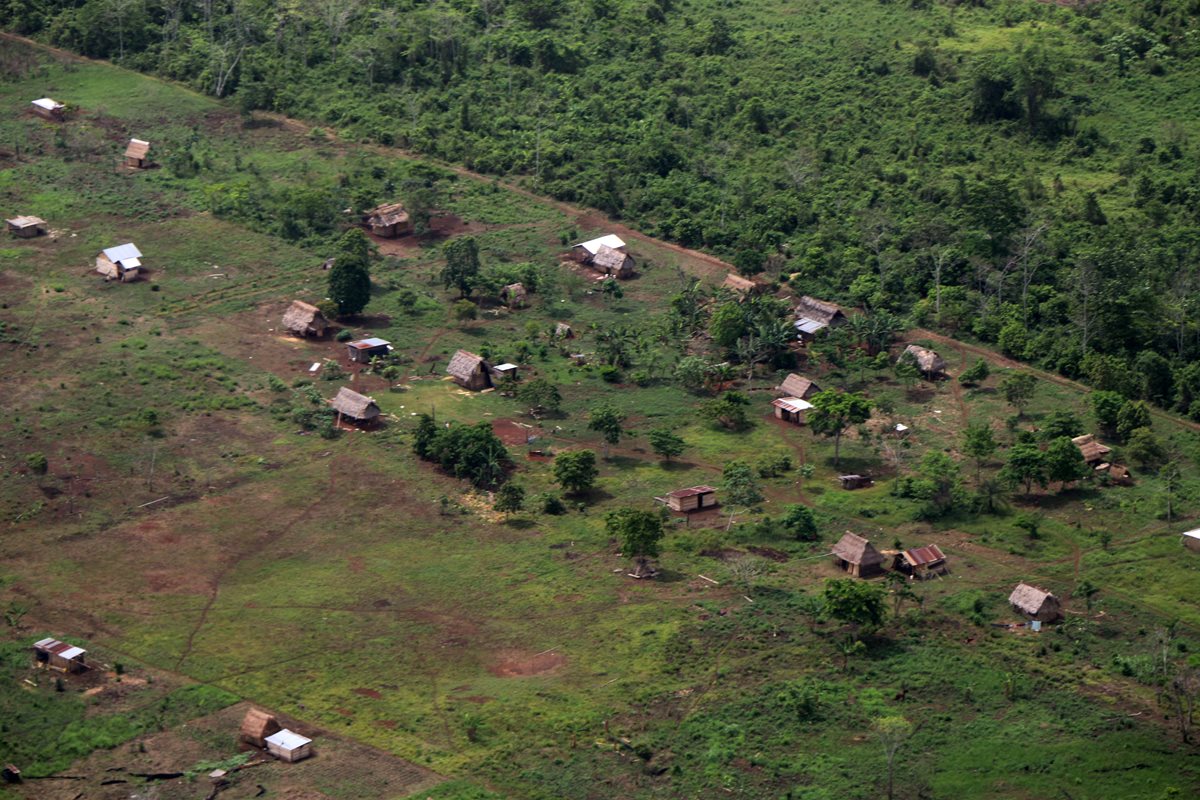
[34,638,86,658]
[103,243,142,263]
[348,337,390,349]
[33,637,56,648]
[6,216,45,228]
[1183,529,1200,540]
[773,397,813,413]
[667,485,716,498]
[265,729,311,750]
[58,646,85,660]
[794,318,826,334]
[902,544,945,567]
[32,98,63,111]
[575,234,626,255]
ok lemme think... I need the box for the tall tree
[587,403,626,457]
[327,228,371,316]
[441,236,480,298]
[962,422,997,483]
[1000,441,1047,495]
[1044,436,1088,491]
[648,428,686,462]
[554,450,598,495]
[722,460,763,530]
[808,390,873,466]
[1001,372,1038,417]
[605,508,665,577]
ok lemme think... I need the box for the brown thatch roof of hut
[554,322,574,339]
[1072,434,1112,463]
[592,244,633,275]
[281,300,327,335]
[447,349,489,381]
[366,202,409,227]
[1008,583,1057,616]
[124,138,150,160]
[778,374,820,398]
[503,283,527,306]
[330,387,380,421]
[901,344,946,375]
[795,296,843,325]
[722,273,757,294]
[240,708,281,742]
[832,532,884,567]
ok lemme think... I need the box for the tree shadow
[659,460,700,472]
[504,517,538,530]
[654,568,687,584]
[605,455,647,470]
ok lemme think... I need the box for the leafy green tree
[1000,441,1048,495]
[958,358,990,386]
[554,450,598,495]
[808,390,873,466]
[1044,436,1089,490]
[1039,410,1083,442]
[1090,390,1125,433]
[1135,350,1174,406]
[709,301,748,348]
[875,715,914,800]
[1001,372,1038,417]
[894,358,920,391]
[701,391,752,431]
[327,229,372,316]
[517,379,561,417]
[974,477,1010,515]
[1125,427,1166,469]
[962,422,997,482]
[412,419,510,488]
[493,483,525,513]
[605,508,665,576]
[441,236,480,298]
[648,428,686,462]
[600,277,623,303]
[781,504,818,541]
[823,578,886,630]
[452,298,477,321]
[1074,579,1100,611]
[722,460,763,530]
[587,403,626,457]
[1116,400,1152,442]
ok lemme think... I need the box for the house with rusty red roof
[890,544,947,579]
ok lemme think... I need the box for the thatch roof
[366,202,409,227]
[330,387,380,421]
[832,532,884,567]
[240,708,281,741]
[795,296,843,326]
[722,273,757,294]
[282,300,327,335]
[124,138,150,160]
[1008,583,1057,616]
[554,322,574,339]
[592,244,633,275]
[901,344,946,375]
[503,283,527,306]
[447,349,488,381]
[1072,434,1112,463]
[778,374,820,398]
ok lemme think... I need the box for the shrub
[25,452,48,475]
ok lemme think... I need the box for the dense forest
[6,0,1200,413]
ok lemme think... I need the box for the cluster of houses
[240,708,313,763]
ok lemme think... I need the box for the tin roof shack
[838,474,872,490]
[346,337,392,363]
[365,203,411,238]
[900,344,946,379]
[892,545,947,579]
[831,533,884,578]
[6,216,47,238]
[239,708,282,748]
[282,300,329,338]
[660,485,718,513]
[124,138,150,168]
[96,243,143,282]
[772,396,813,424]
[794,296,846,340]
[1009,583,1062,623]
[31,98,65,121]
[1183,529,1200,553]
[501,283,527,309]
[572,233,625,261]
[777,374,821,400]
[32,638,87,673]
[447,349,493,390]
[264,730,312,763]
[491,363,519,383]
[330,387,380,426]
[1072,434,1112,467]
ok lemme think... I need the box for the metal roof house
[264,729,312,763]
[660,485,718,513]
[1183,528,1200,553]
[772,396,813,424]
[95,243,143,282]
[573,234,626,257]
[346,337,392,363]
[124,138,150,168]
[6,215,47,238]
[31,98,65,121]
[892,544,947,579]
[33,637,87,673]
[572,234,634,278]
[794,296,846,340]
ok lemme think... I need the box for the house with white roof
[95,243,143,282]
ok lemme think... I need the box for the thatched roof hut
[777,374,821,400]
[240,708,282,748]
[900,344,946,377]
[365,202,411,237]
[1008,583,1062,622]
[554,322,574,339]
[722,273,759,295]
[124,138,150,168]
[591,244,634,278]
[281,300,328,337]
[329,387,380,423]
[794,296,846,339]
[502,282,527,309]
[1072,434,1112,466]
[447,349,492,391]
[831,532,884,577]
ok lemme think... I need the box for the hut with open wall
[264,730,312,763]
[777,374,821,400]
[365,203,411,238]
[772,396,813,424]
[239,708,282,748]
[346,337,392,363]
[900,345,946,378]
[329,387,380,425]
[892,545,947,579]
[794,296,846,340]
[831,532,884,578]
[1183,529,1200,553]
[662,485,717,513]
[838,474,872,490]
[447,349,493,390]
[501,283,527,309]
[31,98,65,121]
[281,301,328,337]
[32,638,86,673]
[1008,583,1062,622]
[124,139,150,168]
[6,216,47,238]
[1072,434,1112,466]
[95,243,143,282]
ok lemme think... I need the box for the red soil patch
[335,707,354,717]
[747,546,790,563]
[492,418,535,446]
[463,695,494,704]
[377,719,398,729]
[348,556,365,573]
[369,213,483,255]
[488,649,567,677]
[352,687,382,699]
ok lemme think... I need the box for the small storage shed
[264,729,312,763]
[31,98,65,121]
[1073,434,1112,466]
[1182,528,1200,553]
[572,233,626,262]
[662,485,718,513]
[32,638,87,673]
[831,532,884,578]
[501,283,527,309]
[281,300,328,338]
[239,708,281,748]
[1096,462,1133,485]
[893,544,947,579]
[772,396,813,424]
[447,349,493,390]
[590,244,634,278]
[777,374,821,400]
[900,345,946,378]
[346,337,392,362]
[1009,583,1062,623]
[330,387,381,425]
[794,296,846,340]
[124,138,150,168]
[6,216,47,238]
[95,243,143,281]
[365,203,411,238]
[491,363,519,381]
[838,474,872,490]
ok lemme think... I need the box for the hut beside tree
[281,300,329,337]
[831,532,884,578]
[446,349,493,390]
[329,387,380,426]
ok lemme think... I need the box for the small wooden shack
[554,322,574,340]
[95,243,143,282]
[892,544,947,579]
[838,474,872,490]
[264,729,312,763]
[330,387,380,425]
[1008,583,1062,623]
[722,273,762,296]
[777,374,821,400]
[491,363,519,382]
[661,485,718,513]
[124,138,150,168]
[239,708,282,748]
[1096,462,1133,485]
[281,300,328,338]
[1182,529,1200,553]
[32,638,87,673]
[501,283,527,309]
[831,532,884,578]
[772,396,813,424]
[447,349,493,390]
[591,244,635,278]
[1072,434,1112,466]
[6,216,47,238]
[346,337,392,363]
[900,344,946,378]
[794,296,846,340]
[365,202,411,238]
[31,98,65,121]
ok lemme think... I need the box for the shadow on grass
[605,455,647,470]
[659,460,700,472]
[504,517,538,530]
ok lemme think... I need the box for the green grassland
[0,41,1199,800]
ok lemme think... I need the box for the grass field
[1,39,1199,800]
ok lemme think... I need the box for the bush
[539,493,567,515]
[25,452,48,475]
[335,329,353,342]
[599,365,621,383]
[756,452,793,478]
